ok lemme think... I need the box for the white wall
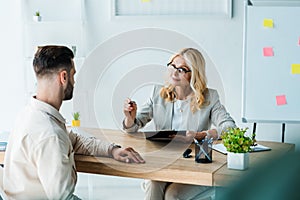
[0,0,25,131]
[0,0,299,150]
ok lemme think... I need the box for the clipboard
[143,130,186,141]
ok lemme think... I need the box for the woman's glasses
[167,63,191,74]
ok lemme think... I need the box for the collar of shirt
[30,96,66,125]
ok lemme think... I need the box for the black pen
[129,100,135,106]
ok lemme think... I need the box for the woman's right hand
[123,98,137,128]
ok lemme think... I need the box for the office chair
[0,167,8,200]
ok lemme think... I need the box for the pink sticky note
[263,47,274,57]
[298,37,300,45]
[276,95,287,106]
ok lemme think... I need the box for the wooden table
[73,128,295,187]
[0,128,295,187]
[74,128,227,186]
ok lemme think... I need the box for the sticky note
[141,0,151,2]
[298,37,300,45]
[276,95,287,106]
[263,47,274,57]
[263,19,273,28]
[291,64,300,74]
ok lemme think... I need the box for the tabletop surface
[73,127,295,186]
[0,127,295,186]
[74,128,227,186]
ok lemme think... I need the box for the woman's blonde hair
[160,48,208,112]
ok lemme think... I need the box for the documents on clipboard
[212,143,271,155]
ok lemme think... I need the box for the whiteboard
[242,0,300,123]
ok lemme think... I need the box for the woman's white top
[172,98,191,131]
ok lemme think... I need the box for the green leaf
[73,112,80,120]
[221,127,253,153]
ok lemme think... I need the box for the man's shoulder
[15,107,67,143]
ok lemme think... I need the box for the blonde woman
[123,48,236,200]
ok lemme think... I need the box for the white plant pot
[227,152,249,170]
[33,16,41,22]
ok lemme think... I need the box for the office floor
[75,173,145,200]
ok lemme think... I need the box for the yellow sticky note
[141,0,151,2]
[263,19,273,28]
[291,64,300,74]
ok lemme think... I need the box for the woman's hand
[170,131,196,143]
[194,131,208,141]
[123,98,137,128]
[194,129,218,141]
[171,129,218,143]
[112,147,145,164]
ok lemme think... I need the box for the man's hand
[112,147,145,164]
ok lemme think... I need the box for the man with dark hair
[3,45,145,199]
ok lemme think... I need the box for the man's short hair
[33,45,74,78]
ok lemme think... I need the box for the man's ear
[59,70,68,84]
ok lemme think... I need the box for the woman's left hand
[171,130,214,143]
[194,131,209,140]
[170,130,196,143]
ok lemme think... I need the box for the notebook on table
[212,143,271,155]
[143,130,186,141]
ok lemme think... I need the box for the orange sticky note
[276,95,287,106]
[263,19,273,28]
[291,64,300,74]
[263,47,274,57]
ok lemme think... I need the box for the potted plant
[33,11,42,22]
[221,127,255,170]
[72,112,80,127]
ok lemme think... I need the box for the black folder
[143,130,186,141]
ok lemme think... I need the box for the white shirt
[172,98,190,130]
[4,97,111,200]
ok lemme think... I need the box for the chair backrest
[0,167,8,200]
